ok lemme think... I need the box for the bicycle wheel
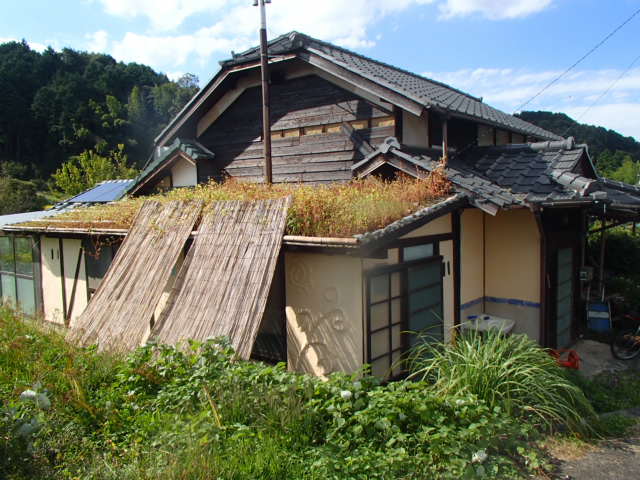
[610,329,640,360]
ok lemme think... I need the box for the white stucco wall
[40,236,88,326]
[402,111,429,148]
[40,236,64,325]
[171,157,197,188]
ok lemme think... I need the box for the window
[270,116,396,139]
[366,244,443,379]
[0,236,37,315]
[84,239,120,298]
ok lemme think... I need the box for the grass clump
[1,307,549,480]
[21,175,451,237]
[408,329,597,435]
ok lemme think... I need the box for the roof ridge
[287,32,483,104]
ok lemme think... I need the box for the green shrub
[408,330,597,435]
[567,370,640,414]
[0,309,551,479]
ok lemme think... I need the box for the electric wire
[515,6,640,112]
[562,52,640,137]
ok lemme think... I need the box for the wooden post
[599,218,607,301]
[256,0,272,184]
[442,117,449,164]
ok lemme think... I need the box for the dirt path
[552,423,640,479]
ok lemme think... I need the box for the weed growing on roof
[24,175,451,237]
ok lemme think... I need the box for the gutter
[3,224,361,248]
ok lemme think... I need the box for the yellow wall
[485,209,540,303]
[401,213,451,238]
[484,208,541,341]
[285,252,364,376]
[460,208,484,307]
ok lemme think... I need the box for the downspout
[534,208,547,346]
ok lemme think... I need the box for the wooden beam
[65,246,84,325]
[302,51,424,117]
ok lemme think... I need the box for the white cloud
[97,0,228,31]
[424,67,640,140]
[98,0,552,67]
[0,37,47,52]
[438,0,553,20]
[86,30,109,53]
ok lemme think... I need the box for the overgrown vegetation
[0,40,198,213]
[408,330,597,435]
[0,307,562,479]
[21,174,451,237]
[52,144,139,197]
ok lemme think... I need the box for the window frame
[365,253,444,378]
[0,235,37,315]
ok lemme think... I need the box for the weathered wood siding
[197,75,394,184]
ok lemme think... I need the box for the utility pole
[254,0,272,184]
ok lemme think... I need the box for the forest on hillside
[2,39,640,215]
[517,111,640,183]
[0,40,199,211]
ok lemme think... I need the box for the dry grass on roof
[23,173,451,237]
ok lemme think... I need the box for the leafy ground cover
[1,307,555,480]
[20,174,451,237]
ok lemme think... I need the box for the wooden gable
[195,75,395,184]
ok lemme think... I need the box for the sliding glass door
[0,236,37,315]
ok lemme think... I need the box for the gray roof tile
[222,32,561,141]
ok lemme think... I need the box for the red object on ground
[549,349,581,369]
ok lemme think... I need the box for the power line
[515,6,640,113]
[562,52,640,137]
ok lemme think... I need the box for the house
[0,179,133,324]
[3,32,640,378]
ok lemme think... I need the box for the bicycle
[610,314,640,360]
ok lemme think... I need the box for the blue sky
[2,0,640,139]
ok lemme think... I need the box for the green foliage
[0,308,553,479]
[52,145,139,196]
[0,40,199,179]
[0,176,47,214]
[587,225,640,312]
[408,329,597,435]
[596,414,638,437]
[567,370,640,414]
[517,111,640,165]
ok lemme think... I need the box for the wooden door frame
[545,233,580,348]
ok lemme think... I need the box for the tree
[608,157,640,185]
[0,177,47,214]
[52,144,139,196]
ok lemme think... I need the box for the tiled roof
[453,139,591,204]
[130,138,215,193]
[221,31,560,141]
[355,136,640,213]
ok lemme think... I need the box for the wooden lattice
[69,200,202,351]
[152,197,291,358]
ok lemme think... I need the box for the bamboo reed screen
[69,200,202,351]
[152,197,291,359]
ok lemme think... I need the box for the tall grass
[22,175,451,237]
[407,329,597,435]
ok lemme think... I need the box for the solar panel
[65,180,134,204]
